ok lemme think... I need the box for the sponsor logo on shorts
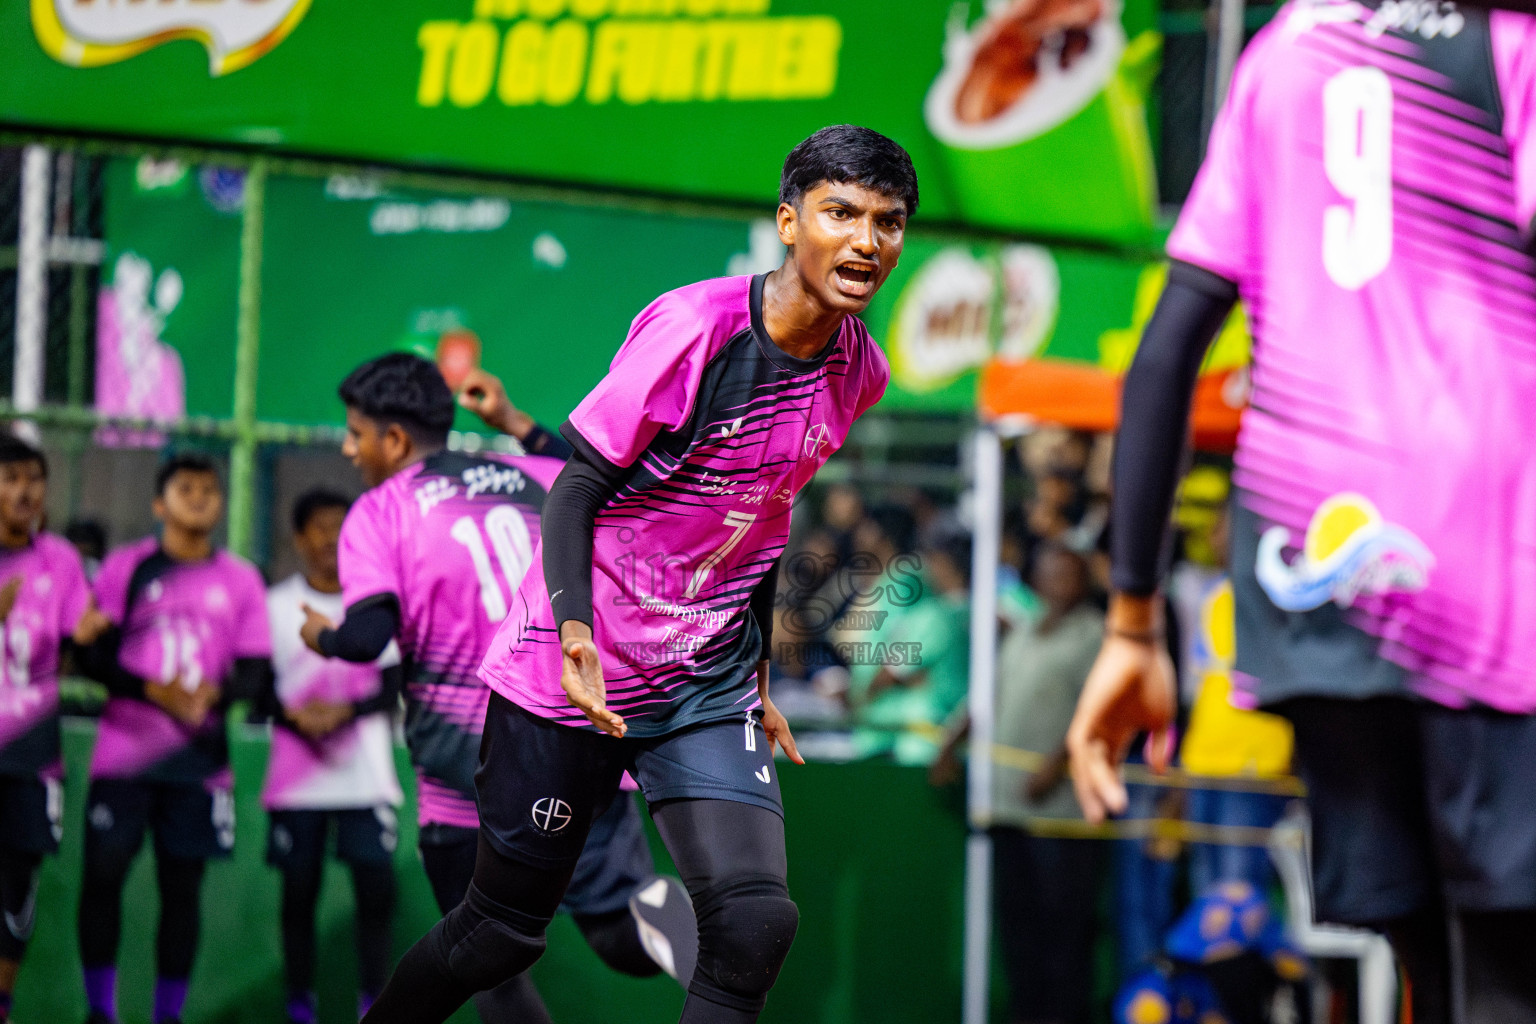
[531,797,572,833]
[755,766,772,784]
[88,803,114,831]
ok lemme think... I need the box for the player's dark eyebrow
[817,194,907,219]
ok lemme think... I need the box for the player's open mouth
[834,263,876,295]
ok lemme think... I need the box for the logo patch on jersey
[803,424,830,459]
[414,477,459,517]
[147,580,165,602]
[1255,493,1433,612]
[462,463,525,500]
[32,574,52,596]
[204,585,229,611]
[531,797,572,833]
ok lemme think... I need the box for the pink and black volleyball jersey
[481,273,889,737]
[338,450,564,828]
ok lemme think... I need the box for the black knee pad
[690,876,799,1013]
[437,882,549,992]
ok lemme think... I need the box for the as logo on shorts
[531,797,572,833]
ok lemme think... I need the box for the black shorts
[267,807,399,872]
[416,791,651,920]
[85,778,236,863]
[476,693,784,870]
[0,775,63,856]
[1276,696,1536,925]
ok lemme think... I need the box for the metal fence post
[963,423,1004,1024]
[227,158,268,559]
[13,145,51,440]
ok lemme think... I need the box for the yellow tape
[988,742,1306,797]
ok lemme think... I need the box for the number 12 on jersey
[451,505,534,623]
[1323,65,1394,290]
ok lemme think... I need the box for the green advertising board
[93,156,1158,427]
[4,0,1161,244]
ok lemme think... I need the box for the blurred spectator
[819,482,866,566]
[847,529,968,765]
[939,543,1105,1024]
[768,528,854,724]
[64,518,108,581]
[998,513,1041,635]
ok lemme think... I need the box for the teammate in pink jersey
[363,125,908,1024]
[75,454,272,1024]
[305,354,697,1024]
[1066,3,1536,1020]
[0,436,100,1024]
[259,489,404,1024]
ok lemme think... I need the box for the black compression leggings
[279,859,396,999]
[0,851,41,963]
[420,835,554,1024]
[79,847,204,979]
[364,799,795,1024]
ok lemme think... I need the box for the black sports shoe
[629,875,699,986]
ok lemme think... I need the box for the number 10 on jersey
[451,506,534,623]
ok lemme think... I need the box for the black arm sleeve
[224,657,274,704]
[521,422,575,461]
[543,439,627,629]
[749,556,782,661]
[1110,260,1239,596]
[352,663,404,718]
[317,596,401,664]
[74,626,148,700]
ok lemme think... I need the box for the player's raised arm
[457,366,574,459]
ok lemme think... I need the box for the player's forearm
[520,422,575,460]
[544,450,623,628]
[318,598,400,663]
[748,556,782,661]
[1110,260,1237,596]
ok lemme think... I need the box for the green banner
[93,157,1159,426]
[5,0,1161,244]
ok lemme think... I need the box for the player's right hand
[0,575,22,622]
[560,632,626,738]
[1065,632,1175,823]
[458,368,531,439]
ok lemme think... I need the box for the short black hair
[155,452,221,496]
[0,434,46,477]
[291,487,352,533]
[338,353,455,447]
[779,125,919,217]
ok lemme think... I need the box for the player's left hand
[560,625,626,738]
[299,603,336,655]
[458,368,532,439]
[757,661,804,765]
